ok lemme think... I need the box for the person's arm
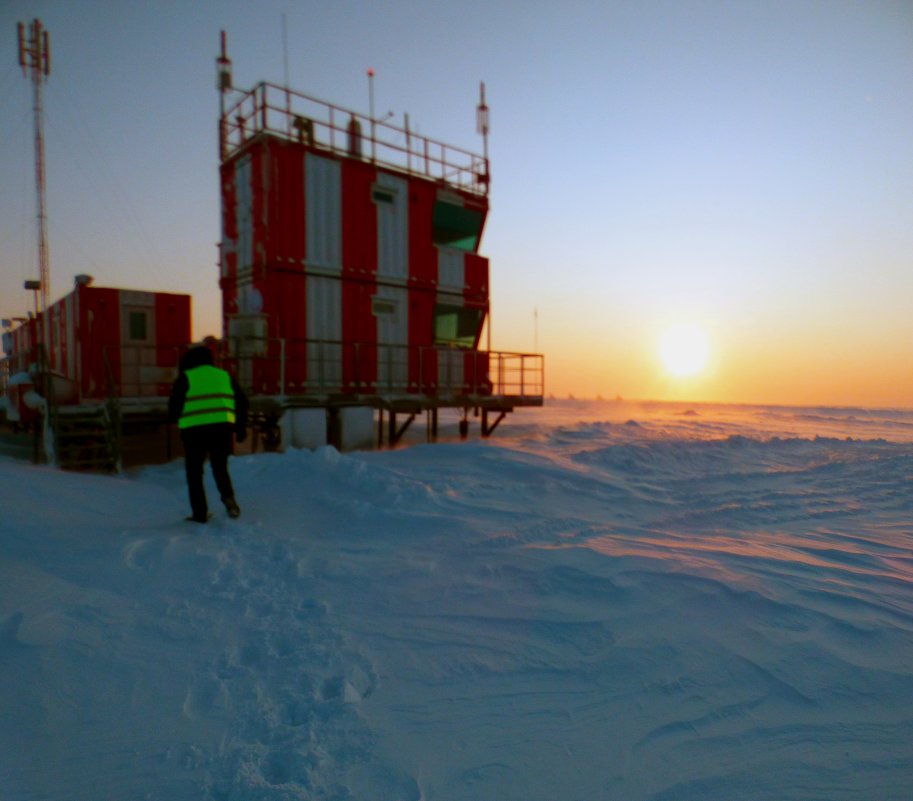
[168,374,189,423]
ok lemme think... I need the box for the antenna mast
[216,30,233,161]
[476,81,490,188]
[17,18,52,313]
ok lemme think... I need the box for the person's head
[180,344,215,372]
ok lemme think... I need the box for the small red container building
[2,278,190,402]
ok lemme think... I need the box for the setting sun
[659,324,710,378]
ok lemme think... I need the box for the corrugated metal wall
[375,284,409,390]
[376,173,409,280]
[438,249,465,293]
[305,153,342,272]
[306,275,342,389]
[220,134,492,398]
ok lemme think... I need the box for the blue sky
[1,1,911,404]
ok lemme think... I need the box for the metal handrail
[223,336,543,401]
[1,344,182,403]
[220,81,490,196]
[3,340,544,404]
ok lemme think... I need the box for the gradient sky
[1,1,911,406]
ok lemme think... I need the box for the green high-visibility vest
[179,365,236,429]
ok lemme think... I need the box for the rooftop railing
[220,82,490,196]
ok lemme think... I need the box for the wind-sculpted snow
[2,400,913,800]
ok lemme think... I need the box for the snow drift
[2,400,912,800]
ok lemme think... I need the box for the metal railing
[220,81,490,196]
[223,337,543,403]
[2,340,544,406]
[0,344,182,403]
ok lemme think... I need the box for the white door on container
[306,275,342,390]
[120,305,155,396]
[375,173,408,280]
[374,285,408,391]
[305,153,342,274]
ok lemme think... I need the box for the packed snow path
[2,401,913,800]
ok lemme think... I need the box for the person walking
[169,344,248,523]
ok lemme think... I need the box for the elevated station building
[215,38,543,447]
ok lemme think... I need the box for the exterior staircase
[53,403,122,472]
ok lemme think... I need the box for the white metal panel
[120,292,157,397]
[339,407,374,450]
[235,155,253,273]
[375,283,408,390]
[376,173,408,280]
[437,248,465,293]
[280,408,327,449]
[436,279,466,391]
[306,275,342,388]
[305,153,342,273]
[438,348,464,393]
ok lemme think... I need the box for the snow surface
[2,399,913,801]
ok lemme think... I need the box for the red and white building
[2,277,190,403]
[216,59,543,424]
[1,38,542,459]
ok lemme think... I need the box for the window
[372,187,396,205]
[432,201,483,252]
[371,296,397,316]
[128,311,148,342]
[433,304,483,349]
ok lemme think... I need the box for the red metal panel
[465,348,492,395]
[464,253,489,303]
[81,287,121,399]
[252,142,269,273]
[58,299,67,375]
[341,157,377,283]
[154,292,190,395]
[48,296,64,374]
[340,157,379,393]
[268,272,305,341]
[410,286,436,393]
[265,138,306,267]
[342,278,376,392]
[269,271,307,391]
[64,292,76,381]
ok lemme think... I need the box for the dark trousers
[181,423,235,519]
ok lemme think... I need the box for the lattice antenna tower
[17,19,52,313]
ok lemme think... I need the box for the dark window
[432,202,483,252]
[371,296,397,316]
[372,188,395,204]
[128,311,148,342]
[434,304,483,349]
